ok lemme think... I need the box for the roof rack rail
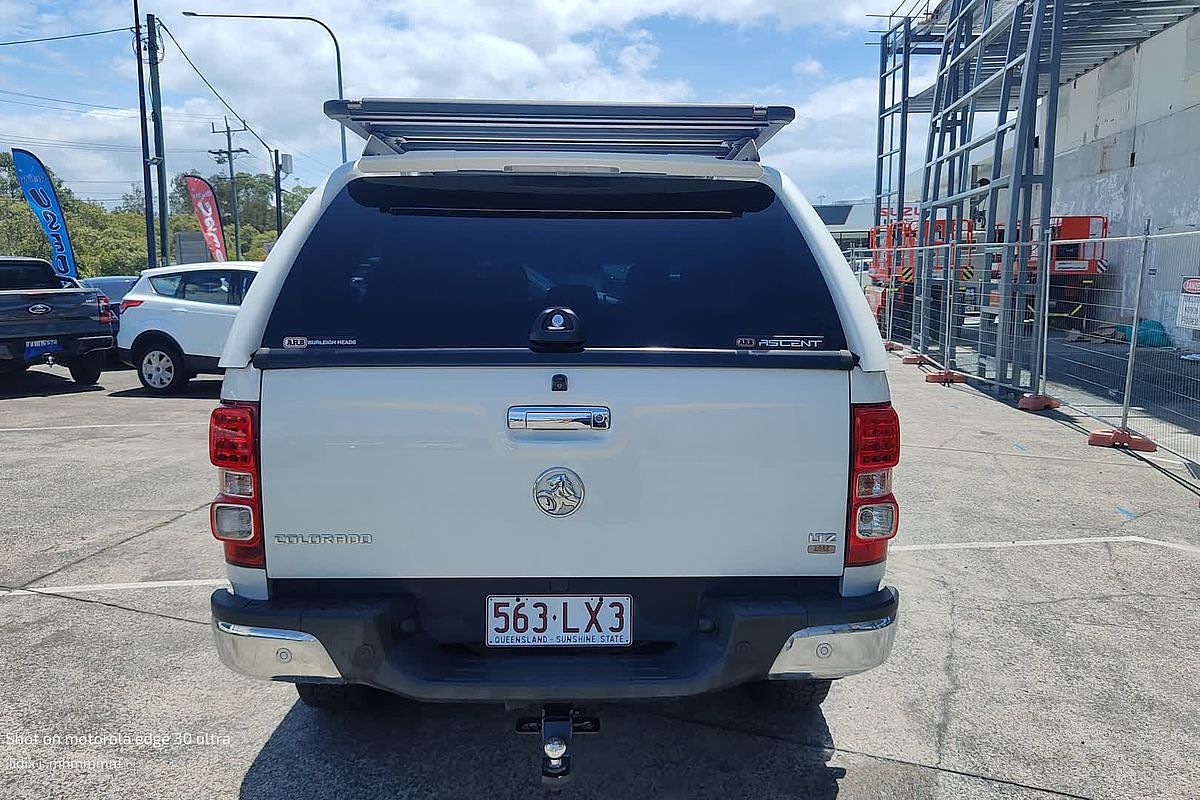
[324,98,795,162]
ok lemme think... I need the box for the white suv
[117,261,260,394]
[206,100,899,784]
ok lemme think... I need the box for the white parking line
[0,578,227,598]
[0,423,202,433]
[892,534,1200,555]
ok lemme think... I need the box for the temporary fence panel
[919,240,1041,391]
[852,246,892,343]
[942,242,1006,385]
[859,240,1042,390]
[859,229,1200,473]
[916,244,955,367]
[1123,232,1200,465]
[1041,236,1146,429]
[858,243,921,350]
[889,244,942,354]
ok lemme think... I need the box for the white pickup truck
[206,100,899,783]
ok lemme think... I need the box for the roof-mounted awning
[324,98,796,162]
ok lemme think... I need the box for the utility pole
[132,0,156,269]
[146,14,169,265]
[209,116,249,259]
[272,151,292,239]
[273,150,283,238]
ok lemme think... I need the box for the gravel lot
[1,360,1197,799]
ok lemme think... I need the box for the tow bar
[516,704,600,785]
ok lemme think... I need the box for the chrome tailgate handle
[508,406,610,431]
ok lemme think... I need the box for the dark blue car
[81,276,138,366]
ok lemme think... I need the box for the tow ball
[515,704,600,785]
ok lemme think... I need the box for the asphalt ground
[1,358,1198,799]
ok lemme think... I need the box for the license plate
[486,595,632,647]
[24,339,60,359]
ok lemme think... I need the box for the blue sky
[1,1,905,206]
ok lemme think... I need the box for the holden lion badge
[533,467,585,517]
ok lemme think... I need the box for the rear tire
[135,341,188,395]
[68,352,103,385]
[295,683,382,711]
[746,679,832,711]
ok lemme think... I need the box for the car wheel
[136,342,188,394]
[295,683,383,711]
[68,352,104,385]
[745,679,832,710]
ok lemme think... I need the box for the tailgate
[259,366,850,579]
[0,289,100,339]
[249,172,857,580]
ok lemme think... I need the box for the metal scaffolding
[874,0,1200,390]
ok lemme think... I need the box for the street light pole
[181,10,347,162]
[273,149,283,238]
[146,14,169,265]
[132,0,157,269]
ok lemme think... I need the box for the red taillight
[210,404,256,468]
[209,401,263,567]
[853,405,901,470]
[119,298,143,313]
[98,294,116,324]
[847,403,900,566]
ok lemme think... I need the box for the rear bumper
[1,334,113,365]
[210,585,898,701]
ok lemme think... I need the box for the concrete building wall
[1051,12,1200,236]
[1049,13,1200,346]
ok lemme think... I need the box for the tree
[171,170,312,259]
[284,185,314,216]
[115,184,145,214]
[0,152,312,274]
[0,151,148,275]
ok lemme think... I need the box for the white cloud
[793,57,824,76]
[765,77,887,202]
[3,0,903,203]
[386,0,892,41]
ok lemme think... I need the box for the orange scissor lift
[866,219,976,352]
[869,215,1107,336]
[984,215,1109,324]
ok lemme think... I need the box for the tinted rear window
[83,277,138,300]
[0,260,60,290]
[264,176,845,351]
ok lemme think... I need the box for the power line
[0,131,212,153]
[157,22,271,153]
[0,41,331,177]
[0,27,133,48]
[0,96,219,125]
[158,22,335,177]
[1,133,143,151]
[255,123,335,171]
[0,88,129,111]
[0,88,221,121]
[2,133,318,182]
